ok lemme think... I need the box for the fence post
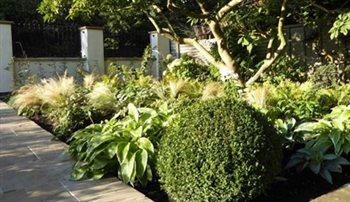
[0,21,14,93]
[149,31,171,79]
[79,26,105,74]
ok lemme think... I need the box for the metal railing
[104,29,149,57]
[12,22,81,58]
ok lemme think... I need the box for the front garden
[5,0,350,201]
[8,53,350,201]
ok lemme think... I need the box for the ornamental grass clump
[9,84,43,116]
[157,97,282,202]
[87,82,117,111]
[39,75,76,108]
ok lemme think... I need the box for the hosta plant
[275,118,303,150]
[68,103,172,186]
[287,105,350,183]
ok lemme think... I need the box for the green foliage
[286,147,349,184]
[275,118,304,149]
[157,97,282,202]
[264,55,308,84]
[287,105,350,183]
[309,63,340,87]
[69,103,172,186]
[265,81,335,121]
[329,12,350,40]
[10,75,94,140]
[164,55,218,82]
[45,88,92,141]
[100,65,159,114]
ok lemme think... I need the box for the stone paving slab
[0,101,152,202]
[312,184,350,202]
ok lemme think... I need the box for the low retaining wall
[105,57,142,69]
[13,57,87,86]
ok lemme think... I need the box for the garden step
[0,101,152,202]
[312,184,350,202]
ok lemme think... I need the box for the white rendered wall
[149,31,171,79]
[105,57,142,69]
[80,27,105,74]
[0,21,14,92]
[13,58,86,87]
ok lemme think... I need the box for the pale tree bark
[148,0,288,88]
[245,0,288,86]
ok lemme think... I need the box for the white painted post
[0,21,14,93]
[79,26,105,74]
[149,31,171,79]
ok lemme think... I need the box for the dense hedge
[157,97,282,202]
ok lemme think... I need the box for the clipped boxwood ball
[157,97,282,202]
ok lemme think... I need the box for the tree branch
[167,0,211,19]
[217,0,245,20]
[145,12,225,72]
[245,0,288,86]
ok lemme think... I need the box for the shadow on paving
[0,101,152,202]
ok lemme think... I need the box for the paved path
[0,101,152,202]
[312,184,350,202]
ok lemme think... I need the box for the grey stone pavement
[0,101,152,202]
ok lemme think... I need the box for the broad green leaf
[320,169,333,184]
[128,103,139,122]
[343,142,350,154]
[323,154,338,161]
[329,130,341,155]
[309,162,321,174]
[146,165,153,181]
[335,157,350,165]
[137,137,154,154]
[135,149,148,178]
[287,118,296,130]
[295,122,318,132]
[130,126,143,138]
[92,157,108,169]
[107,142,118,159]
[139,113,152,124]
[121,152,136,184]
[71,165,89,180]
[285,157,303,169]
[116,142,130,164]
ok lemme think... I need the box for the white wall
[13,58,87,87]
[105,57,142,69]
[0,21,14,93]
[80,27,105,74]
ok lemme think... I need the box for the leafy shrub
[259,80,336,121]
[275,118,304,150]
[287,105,350,183]
[157,97,282,202]
[69,104,172,186]
[264,55,308,84]
[309,63,340,87]
[101,65,159,114]
[164,55,218,82]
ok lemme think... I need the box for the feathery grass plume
[168,79,191,98]
[87,82,117,111]
[245,83,272,109]
[83,74,96,90]
[152,80,168,99]
[39,75,76,108]
[10,84,43,114]
[201,82,224,100]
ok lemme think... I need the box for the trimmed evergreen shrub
[157,97,282,202]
